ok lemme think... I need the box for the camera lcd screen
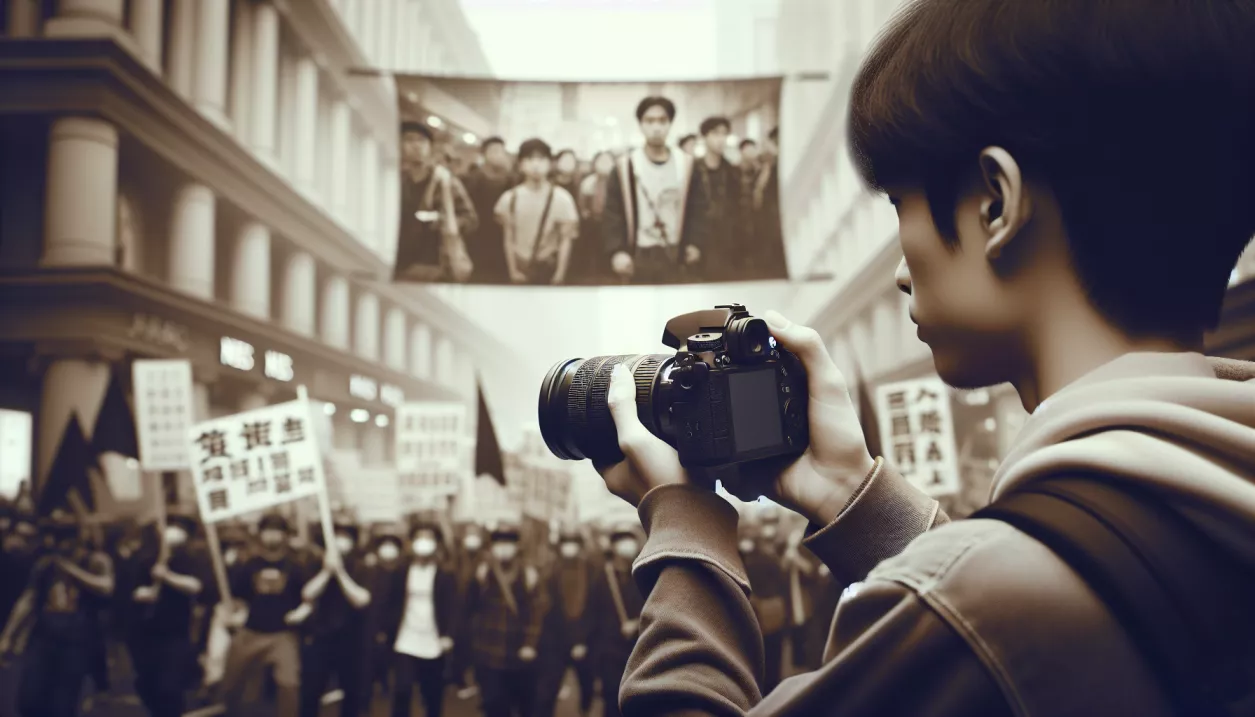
[727,369,784,453]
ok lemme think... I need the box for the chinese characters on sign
[187,400,326,523]
[875,377,961,497]
[132,359,195,471]
[395,402,469,508]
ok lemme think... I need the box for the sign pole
[203,519,233,605]
[297,386,338,563]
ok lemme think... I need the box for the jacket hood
[991,351,1255,567]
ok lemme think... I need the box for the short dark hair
[554,148,577,162]
[848,0,1255,338]
[700,117,731,136]
[481,136,505,151]
[517,138,552,161]
[400,121,433,141]
[636,96,676,122]
[739,139,757,151]
[679,134,698,147]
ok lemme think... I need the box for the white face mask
[559,542,580,558]
[412,537,438,557]
[463,535,483,551]
[762,526,777,540]
[164,526,188,548]
[613,540,639,561]
[335,535,354,555]
[739,539,755,554]
[491,541,518,563]
[224,547,240,566]
[378,543,400,562]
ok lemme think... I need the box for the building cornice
[0,39,518,372]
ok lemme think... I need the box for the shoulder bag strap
[973,476,1255,717]
[488,558,519,616]
[527,185,557,267]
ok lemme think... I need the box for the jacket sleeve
[619,483,1009,717]
[682,166,710,253]
[602,168,629,257]
[450,175,479,237]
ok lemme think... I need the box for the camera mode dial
[686,333,723,353]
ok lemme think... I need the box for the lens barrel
[538,354,672,463]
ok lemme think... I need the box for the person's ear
[977,147,1033,260]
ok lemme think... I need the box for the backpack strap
[973,476,1255,717]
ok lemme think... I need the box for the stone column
[320,275,351,350]
[329,101,351,223]
[281,251,317,337]
[383,307,407,371]
[42,118,118,267]
[231,222,271,319]
[380,160,400,261]
[193,0,231,129]
[36,357,112,491]
[229,0,254,141]
[409,323,432,380]
[168,183,216,299]
[354,292,381,362]
[250,1,280,163]
[167,0,196,100]
[293,57,320,194]
[129,0,164,73]
[359,136,379,251]
[6,0,41,38]
[43,0,124,38]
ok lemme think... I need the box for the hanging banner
[875,377,961,497]
[391,75,787,286]
[186,399,327,523]
[395,402,470,504]
[132,359,196,471]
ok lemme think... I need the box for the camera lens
[538,354,673,463]
[727,317,772,363]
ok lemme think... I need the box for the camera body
[662,304,809,469]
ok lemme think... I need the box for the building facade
[773,0,1255,515]
[0,0,507,518]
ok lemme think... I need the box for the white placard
[875,376,961,497]
[395,402,469,501]
[187,399,327,523]
[132,359,195,471]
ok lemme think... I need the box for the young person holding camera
[591,1,1255,715]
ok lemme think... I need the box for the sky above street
[458,0,719,80]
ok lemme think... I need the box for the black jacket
[375,559,461,648]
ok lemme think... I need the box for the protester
[463,136,517,283]
[536,528,595,717]
[394,121,478,282]
[300,520,372,717]
[587,524,644,717]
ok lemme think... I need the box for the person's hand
[594,310,875,525]
[133,585,159,603]
[284,603,313,626]
[440,636,454,653]
[323,549,343,575]
[433,164,452,184]
[684,245,701,265]
[571,643,587,660]
[620,619,640,640]
[150,562,170,583]
[611,251,634,277]
[518,645,537,662]
[509,267,528,283]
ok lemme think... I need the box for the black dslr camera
[538,304,809,490]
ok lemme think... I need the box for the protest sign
[132,359,195,471]
[875,376,961,496]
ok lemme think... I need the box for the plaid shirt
[467,561,549,670]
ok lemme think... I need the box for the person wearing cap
[738,523,787,692]
[450,523,487,691]
[298,520,372,717]
[0,511,115,717]
[380,520,460,717]
[587,524,645,717]
[395,120,479,282]
[536,527,596,717]
[219,513,315,717]
[121,511,216,717]
[364,526,406,700]
[467,519,549,717]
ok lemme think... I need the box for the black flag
[474,377,505,485]
[38,414,96,515]
[91,368,139,460]
[853,362,884,462]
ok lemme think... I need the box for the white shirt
[394,562,441,659]
[631,148,685,249]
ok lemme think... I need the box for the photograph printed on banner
[392,75,786,286]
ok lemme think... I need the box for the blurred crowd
[0,498,839,717]
[396,97,788,286]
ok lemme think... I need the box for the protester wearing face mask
[220,514,315,717]
[588,524,645,717]
[0,514,39,629]
[536,528,596,717]
[451,524,486,693]
[365,528,406,700]
[379,521,460,717]
[298,521,372,717]
[468,520,548,717]
[122,511,215,717]
[739,524,787,692]
[0,511,115,717]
